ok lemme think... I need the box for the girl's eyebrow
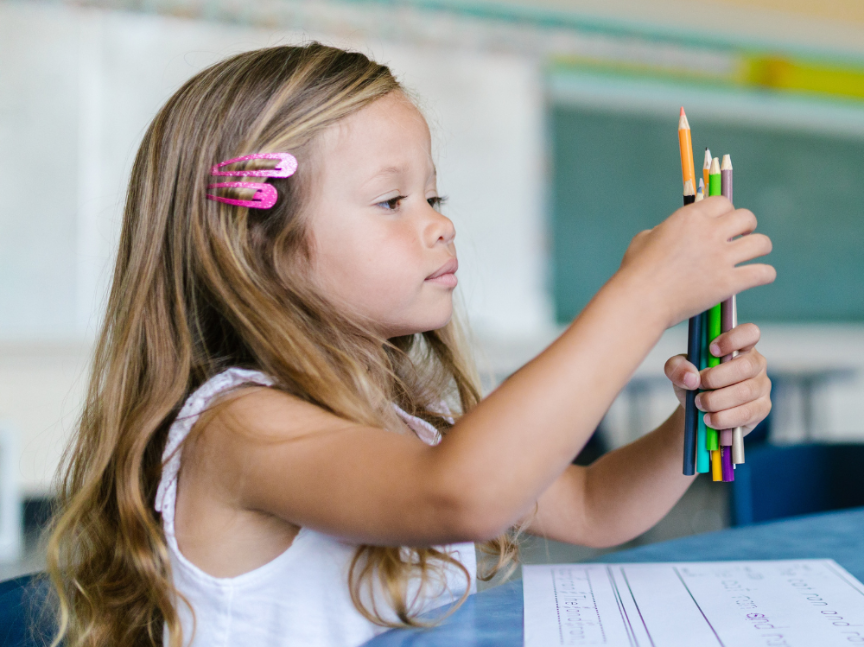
[363,163,436,186]
[363,162,437,189]
[369,165,405,181]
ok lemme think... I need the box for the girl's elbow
[433,485,513,542]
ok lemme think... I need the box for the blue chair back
[0,573,54,646]
[730,443,864,526]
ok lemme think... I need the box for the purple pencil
[721,446,734,481]
[719,154,737,449]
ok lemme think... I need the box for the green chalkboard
[550,106,864,324]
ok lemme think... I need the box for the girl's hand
[616,197,775,329]
[664,323,771,434]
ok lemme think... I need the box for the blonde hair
[45,43,519,646]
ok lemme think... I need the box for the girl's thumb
[664,354,700,390]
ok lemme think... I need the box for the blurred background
[1,0,863,580]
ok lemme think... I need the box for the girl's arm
[524,322,771,547]
[196,197,774,546]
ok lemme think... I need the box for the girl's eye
[378,196,406,210]
[428,196,447,210]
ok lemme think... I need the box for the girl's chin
[387,312,454,337]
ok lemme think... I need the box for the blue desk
[363,507,864,646]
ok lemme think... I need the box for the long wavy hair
[44,43,519,646]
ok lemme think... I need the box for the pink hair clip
[207,152,297,209]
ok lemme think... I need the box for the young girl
[47,43,774,647]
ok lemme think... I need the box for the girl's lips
[425,258,458,288]
[426,258,458,280]
[426,272,458,288]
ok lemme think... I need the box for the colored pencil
[678,109,696,192]
[720,154,733,202]
[708,156,721,200]
[695,202,710,473]
[702,148,712,198]
[711,448,722,481]
[721,446,735,481]
[703,307,719,452]
[681,180,698,475]
[731,296,746,464]
[683,179,695,205]
[696,178,705,202]
[678,110,700,476]
[704,157,723,452]
[684,311,703,476]
[720,154,736,448]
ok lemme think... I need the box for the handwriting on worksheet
[524,560,864,647]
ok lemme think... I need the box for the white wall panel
[0,4,80,339]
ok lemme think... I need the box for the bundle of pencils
[678,108,745,482]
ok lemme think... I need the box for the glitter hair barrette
[206,152,298,209]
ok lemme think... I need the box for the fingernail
[694,394,704,411]
[684,372,698,389]
[710,343,721,357]
[703,414,711,426]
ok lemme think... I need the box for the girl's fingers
[696,373,771,413]
[708,323,761,359]
[702,395,772,432]
[729,233,773,265]
[719,207,758,238]
[694,195,734,218]
[700,349,768,391]
[664,354,701,390]
[732,263,777,293]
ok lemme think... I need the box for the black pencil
[682,179,699,475]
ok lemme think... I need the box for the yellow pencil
[711,449,723,481]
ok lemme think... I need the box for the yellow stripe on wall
[742,56,864,101]
[549,52,864,103]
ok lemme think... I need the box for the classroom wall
[2,0,864,495]
[0,1,551,494]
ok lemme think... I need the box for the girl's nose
[426,209,456,247]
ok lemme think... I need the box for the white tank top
[155,368,476,647]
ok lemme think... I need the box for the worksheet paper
[523,560,864,647]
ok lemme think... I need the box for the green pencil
[708,156,721,199]
[705,156,723,451]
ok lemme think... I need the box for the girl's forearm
[432,270,670,534]
[579,406,696,547]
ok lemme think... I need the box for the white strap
[154,368,273,533]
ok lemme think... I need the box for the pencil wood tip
[703,148,712,167]
[710,157,721,174]
[684,179,694,196]
[721,154,733,171]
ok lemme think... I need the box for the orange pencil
[678,108,696,192]
[702,148,712,197]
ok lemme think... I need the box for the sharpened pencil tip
[703,148,712,168]
[710,157,721,174]
[680,107,685,116]
[721,154,733,171]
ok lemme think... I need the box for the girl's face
[304,92,457,338]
